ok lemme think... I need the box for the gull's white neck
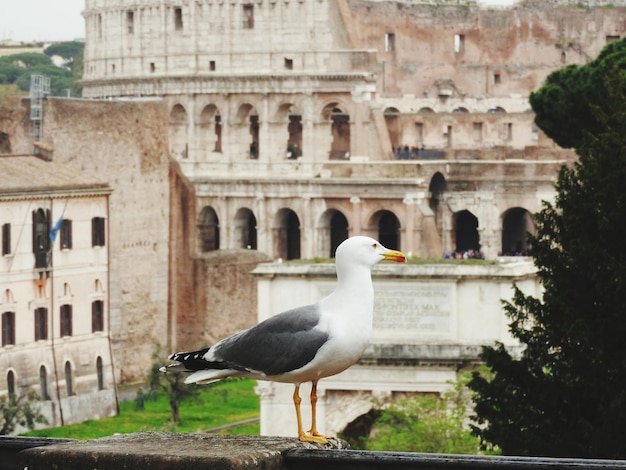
[321,262,375,323]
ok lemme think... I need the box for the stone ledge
[18,433,347,470]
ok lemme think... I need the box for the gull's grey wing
[210,304,329,377]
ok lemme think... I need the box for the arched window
[7,370,15,397]
[323,104,351,159]
[197,206,220,252]
[40,365,50,400]
[169,104,189,159]
[96,356,105,391]
[454,210,480,253]
[370,210,401,250]
[234,208,257,250]
[501,207,535,256]
[274,209,300,260]
[65,361,73,396]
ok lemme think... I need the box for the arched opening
[237,104,259,159]
[287,114,303,159]
[199,104,222,153]
[384,107,402,151]
[234,208,257,250]
[454,210,480,253]
[198,206,220,252]
[501,207,534,256]
[169,104,188,159]
[274,209,300,260]
[96,356,105,391]
[7,370,15,397]
[370,210,401,250]
[65,361,73,396]
[317,210,349,258]
[40,365,50,400]
[428,172,446,213]
[323,104,350,159]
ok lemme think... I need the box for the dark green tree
[529,38,626,149]
[469,39,626,458]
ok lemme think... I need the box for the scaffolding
[30,75,50,142]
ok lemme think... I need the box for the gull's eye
[372,243,378,249]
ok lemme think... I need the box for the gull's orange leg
[308,380,330,441]
[293,383,326,444]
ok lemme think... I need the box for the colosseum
[78,0,626,262]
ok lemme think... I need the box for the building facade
[79,0,626,263]
[0,153,117,430]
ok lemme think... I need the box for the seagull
[161,236,406,443]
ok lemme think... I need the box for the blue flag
[49,216,63,243]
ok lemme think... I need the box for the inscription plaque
[373,283,454,338]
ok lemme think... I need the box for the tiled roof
[0,155,110,195]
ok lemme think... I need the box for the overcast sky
[0,0,517,43]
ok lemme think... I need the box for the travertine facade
[80,0,626,263]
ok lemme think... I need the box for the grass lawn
[23,379,260,440]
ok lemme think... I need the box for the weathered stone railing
[4,433,626,470]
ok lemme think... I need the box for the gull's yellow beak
[383,249,407,263]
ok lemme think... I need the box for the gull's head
[335,236,407,269]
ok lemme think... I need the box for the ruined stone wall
[178,250,271,351]
[40,98,172,383]
[347,0,626,99]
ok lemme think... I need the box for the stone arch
[429,172,447,232]
[322,102,351,160]
[453,209,480,253]
[273,208,300,260]
[234,208,257,250]
[417,107,435,114]
[199,104,222,153]
[169,103,188,159]
[235,103,259,159]
[501,207,535,256]
[368,210,401,250]
[197,206,220,252]
[384,107,402,150]
[276,103,303,159]
[317,209,349,258]
[488,106,506,113]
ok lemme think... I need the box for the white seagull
[161,236,406,443]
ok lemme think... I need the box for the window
[2,223,10,255]
[1,312,15,346]
[126,10,134,34]
[65,361,73,396]
[606,35,620,43]
[493,72,501,84]
[150,62,156,73]
[473,122,483,142]
[60,219,72,250]
[174,7,183,31]
[243,4,254,29]
[92,300,104,332]
[60,305,73,337]
[454,34,465,53]
[385,33,395,53]
[35,308,48,341]
[32,209,50,268]
[92,217,106,247]
[209,60,216,72]
[284,58,293,70]
[96,356,105,390]
[7,370,15,397]
[40,365,50,400]
[503,122,513,141]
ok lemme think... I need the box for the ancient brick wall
[41,98,172,383]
